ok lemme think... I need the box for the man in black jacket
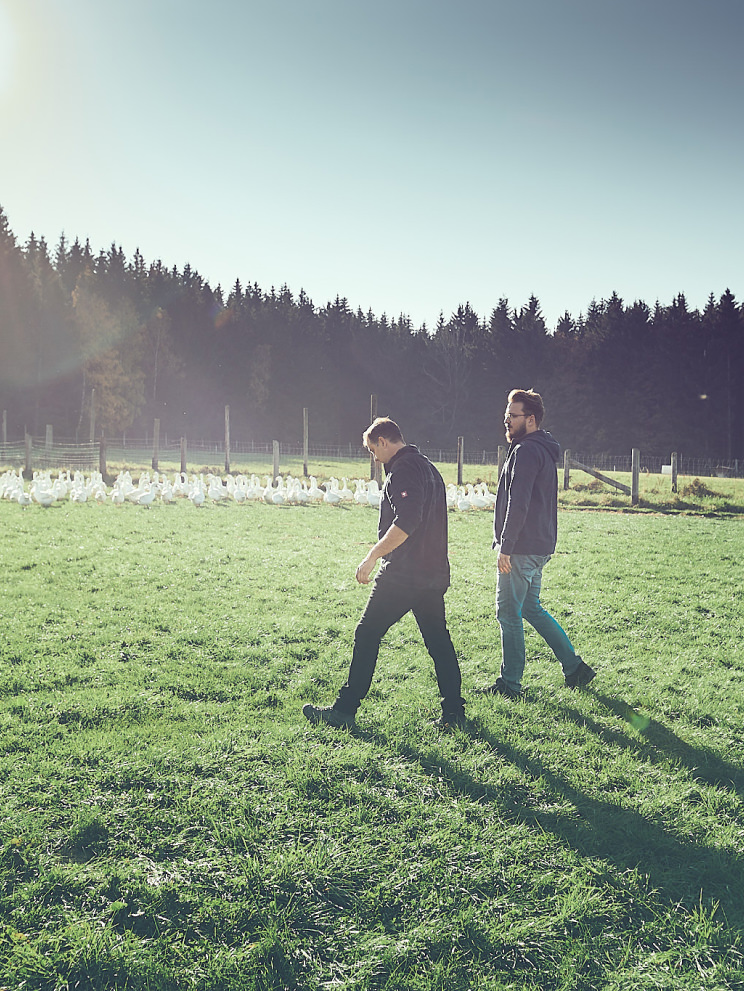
[303,417,465,730]
[480,389,595,698]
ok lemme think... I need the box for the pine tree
[0,206,37,432]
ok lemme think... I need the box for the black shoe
[476,677,522,700]
[302,703,356,728]
[565,660,596,690]
[431,712,467,731]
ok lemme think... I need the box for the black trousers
[335,578,464,716]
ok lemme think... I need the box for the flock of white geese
[0,468,497,512]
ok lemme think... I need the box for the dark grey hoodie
[492,429,561,556]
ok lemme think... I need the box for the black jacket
[493,429,560,556]
[377,445,451,590]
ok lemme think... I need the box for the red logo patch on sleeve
[400,490,408,497]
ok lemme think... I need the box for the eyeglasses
[504,413,529,422]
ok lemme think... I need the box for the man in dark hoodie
[303,417,466,730]
[480,389,595,699]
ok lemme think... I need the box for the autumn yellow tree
[71,273,146,436]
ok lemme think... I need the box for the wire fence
[1,437,742,479]
[569,451,742,478]
[0,441,100,471]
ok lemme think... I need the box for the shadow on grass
[551,691,744,796]
[361,719,744,930]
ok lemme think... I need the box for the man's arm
[355,524,409,584]
[497,446,540,554]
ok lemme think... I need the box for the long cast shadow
[547,691,744,797]
[359,719,744,929]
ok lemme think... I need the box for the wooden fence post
[2,410,6,446]
[24,433,32,476]
[224,405,230,473]
[563,449,571,490]
[89,388,96,444]
[369,394,377,481]
[457,436,464,486]
[369,394,382,485]
[497,445,506,479]
[152,418,160,471]
[273,440,280,481]
[631,448,640,505]
[671,452,678,493]
[99,433,107,477]
[180,437,187,475]
[45,424,53,452]
[303,408,309,477]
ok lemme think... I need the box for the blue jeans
[496,553,580,691]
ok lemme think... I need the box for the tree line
[1,205,742,461]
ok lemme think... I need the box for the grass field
[1,497,743,989]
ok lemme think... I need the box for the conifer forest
[1,205,741,460]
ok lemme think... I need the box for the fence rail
[569,451,742,478]
[1,436,742,479]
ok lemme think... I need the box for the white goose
[456,486,472,512]
[173,472,190,498]
[208,474,228,502]
[262,476,275,504]
[160,479,175,503]
[338,478,354,502]
[245,474,262,500]
[52,474,69,501]
[271,476,287,505]
[31,474,55,507]
[296,479,310,504]
[137,482,158,507]
[479,482,497,508]
[466,483,489,510]
[323,478,342,505]
[16,484,32,507]
[189,476,206,506]
[366,479,381,508]
[232,481,247,504]
[70,480,89,503]
[307,476,324,502]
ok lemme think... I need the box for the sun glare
[0,6,17,97]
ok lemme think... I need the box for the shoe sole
[302,704,355,728]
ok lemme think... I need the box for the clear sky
[1,0,742,329]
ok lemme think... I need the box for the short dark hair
[508,388,545,426]
[363,417,404,446]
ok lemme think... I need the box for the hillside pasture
[0,500,743,989]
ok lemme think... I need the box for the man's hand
[356,555,376,584]
[497,552,512,574]
[355,524,409,584]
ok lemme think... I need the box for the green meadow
[1,497,743,990]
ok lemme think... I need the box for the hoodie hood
[512,429,560,464]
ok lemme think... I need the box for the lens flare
[0,6,16,98]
